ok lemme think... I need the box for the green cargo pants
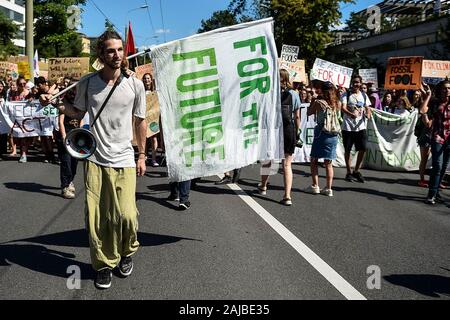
[85,161,140,271]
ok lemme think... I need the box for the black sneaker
[167,193,180,201]
[345,173,354,182]
[119,256,133,277]
[95,268,112,289]
[352,171,365,183]
[179,201,191,210]
[215,175,232,185]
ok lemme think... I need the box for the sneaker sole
[179,204,190,210]
[119,264,133,277]
[95,281,111,289]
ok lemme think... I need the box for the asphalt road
[0,151,449,300]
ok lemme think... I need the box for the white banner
[151,18,283,182]
[294,108,423,171]
[310,58,353,88]
[0,100,57,137]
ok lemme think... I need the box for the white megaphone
[65,127,97,159]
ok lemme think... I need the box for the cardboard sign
[48,57,90,81]
[279,59,308,84]
[359,68,378,88]
[310,58,353,88]
[135,63,153,81]
[384,56,423,90]
[8,56,31,79]
[280,44,299,63]
[0,62,18,80]
[422,59,450,82]
[145,91,160,137]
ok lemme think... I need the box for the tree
[0,11,19,59]
[221,0,353,69]
[198,10,239,33]
[105,19,115,32]
[34,0,87,58]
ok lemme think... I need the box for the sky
[79,0,381,48]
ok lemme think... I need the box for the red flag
[125,21,136,57]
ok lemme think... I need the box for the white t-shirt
[341,91,371,132]
[74,73,146,167]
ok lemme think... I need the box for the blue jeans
[428,141,450,198]
[170,180,191,203]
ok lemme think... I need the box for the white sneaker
[320,188,333,197]
[68,182,75,193]
[62,187,75,199]
[305,185,320,194]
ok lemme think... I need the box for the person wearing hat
[368,83,382,110]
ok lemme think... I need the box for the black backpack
[281,88,294,127]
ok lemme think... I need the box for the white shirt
[341,91,371,132]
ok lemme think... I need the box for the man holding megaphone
[40,30,147,290]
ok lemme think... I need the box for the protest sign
[151,18,282,182]
[384,56,423,90]
[310,58,353,88]
[135,63,153,81]
[279,59,308,83]
[280,44,299,63]
[359,68,378,88]
[9,56,32,79]
[0,100,57,137]
[0,62,18,80]
[422,59,450,84]
[145,91,160,137]
[48,57,90,81]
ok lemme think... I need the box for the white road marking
[227,182,367,300]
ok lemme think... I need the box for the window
[415,33,436,46]
[13,11,23,23]
[15,0,26,7]
[0,7,10,17]
[397,37,415,49]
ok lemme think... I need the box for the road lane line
[227,183,367,300]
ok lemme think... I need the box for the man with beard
[40,30,147,289]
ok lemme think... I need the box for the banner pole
[48,49,152,101]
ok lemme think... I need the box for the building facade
[0,0,25,54]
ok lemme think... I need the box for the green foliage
[198,10,239,33]
[0,11,19,59]
[200,0,353,69]
[105,19,115,32]
[34,0,87,58]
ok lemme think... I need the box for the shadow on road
[6,229,200,248]
[4,182,60,197]
[384,274,450,298]
[0,229,201,279]
[0,243,94,279]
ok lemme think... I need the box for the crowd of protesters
[0,69,448,206]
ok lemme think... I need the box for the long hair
[280,69,291,89]
[142,73,155,91]
[435,80,450,102]
[321,81,339,109]
[96,30,129,70]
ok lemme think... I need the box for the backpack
[317,99,341,135]
[280,88,294,127]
